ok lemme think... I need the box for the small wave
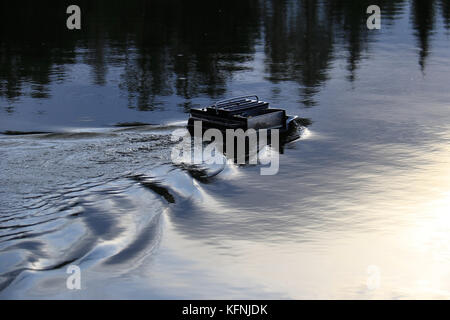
[128,174,176,203]
[2,131,51,136]
[113,122,156,127]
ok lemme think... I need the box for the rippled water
[1,0,450,299]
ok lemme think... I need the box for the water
[1,0,450,299]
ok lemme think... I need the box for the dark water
[1,0,450,299]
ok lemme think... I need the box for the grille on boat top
[207,95,269,115]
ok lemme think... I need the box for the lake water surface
[1,0,450,299]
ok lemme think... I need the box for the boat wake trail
[0,121,306,298]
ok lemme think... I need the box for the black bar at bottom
[0,300,445,318]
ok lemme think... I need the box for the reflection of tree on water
[0,0,445,111]
[0,0,261,110]
[263,0,334,106]
[411,0,436,73]
[442,0,450,30]
[263,0,407,105]
[0,0,96,105]
[115,0,262,110]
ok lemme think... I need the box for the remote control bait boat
[187,95,299,142]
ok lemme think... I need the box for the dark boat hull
[187,96,300,143]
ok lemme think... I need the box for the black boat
[187,95,299,142]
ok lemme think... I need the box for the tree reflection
[411,0,436,72]
[442,0,450,30]
[263,0,334,106]
[0,0,444,112]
